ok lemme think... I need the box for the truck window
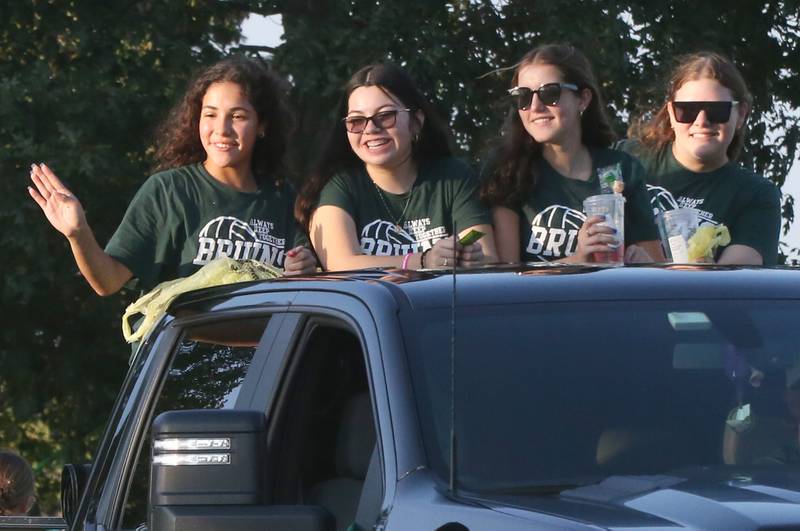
[120,316,270,529]
[266,322,379,531]
[402,300,800,494]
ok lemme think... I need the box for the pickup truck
[4,265,800,530]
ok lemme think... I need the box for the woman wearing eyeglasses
[296,62,496,271]
[622,52,781,265]
[481,44,662,264]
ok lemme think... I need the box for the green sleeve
[623,155,660,244]
[317,171,357,217]
[728,180,781,265]
[104,175,174,290]
[449,159,492,230]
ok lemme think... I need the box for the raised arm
[28,163,132,295]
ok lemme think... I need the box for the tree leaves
[0,0,247,514]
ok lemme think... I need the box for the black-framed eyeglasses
[342,108,412,133]
[507,82,580,110]
[672,100,739,124]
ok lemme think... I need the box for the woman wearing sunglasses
[296,62,496,271]
[623,52,781,265]
[481,44,662,264]
[29,56,316,296]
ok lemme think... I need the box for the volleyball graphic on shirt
[193,216,286,267]
[526,205,586,261]
[647,184,679,215]
[202,216,259,241]
[360,219,422,256]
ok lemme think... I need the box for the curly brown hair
[481,44,616,208]
[153,55,293,185]
[628,51,752,162]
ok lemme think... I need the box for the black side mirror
[150,409,266,507]
[150,409,333,531]
[61,463,92,527]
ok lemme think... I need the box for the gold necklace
[372,180,415,232]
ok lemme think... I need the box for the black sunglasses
[507,82,579,110]
[343,108,412,133]
[672,101,739,124]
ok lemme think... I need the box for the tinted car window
[121,316,269,527]
[80,333,156,525]
[403,301,800,493]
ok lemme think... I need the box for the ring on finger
[443,257,448,267]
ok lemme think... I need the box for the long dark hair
[629,51,752,161]
[295,62,452,230]
[0,449,34,516]
[481,44,616,207]
[153,55,293,185]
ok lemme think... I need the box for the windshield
[402,300,800,493]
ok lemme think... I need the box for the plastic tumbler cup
[582,194,625,264]
[658,208,700,263]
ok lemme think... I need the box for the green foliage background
[1,0,798,515]
[0,0,246,514]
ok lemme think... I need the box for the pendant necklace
[372,178,415,232]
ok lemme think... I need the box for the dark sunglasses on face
[671,100,739,124]
[507,82,580,110]
[343,108,412,133]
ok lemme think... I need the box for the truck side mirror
[61,463,92,527]
[150,409,333,531]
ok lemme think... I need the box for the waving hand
[28,163,88,238]
[28,163,132,295]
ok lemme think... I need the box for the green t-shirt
[105,163,304,291]
[317,157,490,255]
[619,140,782,265]
[509,147,658,262]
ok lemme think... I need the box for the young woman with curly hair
[29,56,315,295]
[622,52,781,265]
[481,44,662,264]
[296,62,496,271]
